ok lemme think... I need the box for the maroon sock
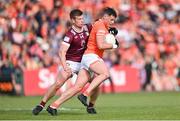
[88,102,94,107]
[40,101,46,107]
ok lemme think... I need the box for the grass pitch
[0,92,180,120]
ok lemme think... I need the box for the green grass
[0,92,180,120]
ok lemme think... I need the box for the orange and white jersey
[85,19,109,58]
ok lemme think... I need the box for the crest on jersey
[79,33,84,39]
[86,32,89,36]
[64,36,70,42]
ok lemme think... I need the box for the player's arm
[96,30,117,49]
[59,42,69,68]
[108,27,118,36]
[59,36,72,74]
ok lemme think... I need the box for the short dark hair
[102,7,117,18]
[70,9,83,19]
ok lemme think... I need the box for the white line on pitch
[0,107,81,111]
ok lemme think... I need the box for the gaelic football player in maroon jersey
[32,9,98,115]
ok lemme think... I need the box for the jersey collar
[72,25,83,33]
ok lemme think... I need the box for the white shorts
[80,53,103,71]
[58,60,81,73]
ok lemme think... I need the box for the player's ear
[72,19,75,24]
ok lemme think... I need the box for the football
[105,33,116,45]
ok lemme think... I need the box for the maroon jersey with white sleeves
[63,24,92,62]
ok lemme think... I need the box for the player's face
[104,15,116,27]
[72,15,84,28]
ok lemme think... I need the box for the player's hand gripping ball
[105,33,116,45]
[108,27,118,36]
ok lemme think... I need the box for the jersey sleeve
[95,23,106,36]
[63,32,73,44]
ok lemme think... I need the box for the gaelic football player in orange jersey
[77,7,118,107]
[46,7,118,115]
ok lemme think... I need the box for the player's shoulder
[65,27,76,37]
[92,20,106,34]
[94,20,104,27]
[63,28,76,43]
[83,23,92,32]
[93,20,105,31]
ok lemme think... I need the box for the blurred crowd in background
[0,0,180,93]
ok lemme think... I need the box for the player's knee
[59,71,71,80]
[102,72,110,80]
[74,85,83,92]
[55,79,65,88]
[54,82,61,90]
[64,72,72,80]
